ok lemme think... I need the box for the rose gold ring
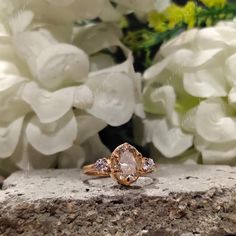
[83,142,157,186]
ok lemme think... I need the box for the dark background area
[174,0,188,5]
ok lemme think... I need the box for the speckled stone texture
[0,164,236,236]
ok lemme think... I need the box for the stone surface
[0,164,236,235]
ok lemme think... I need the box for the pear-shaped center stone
[110,143,141,185]
[119,150,137,175]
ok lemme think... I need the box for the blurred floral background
[0,0,236,176]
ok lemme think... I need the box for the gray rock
[0,164,236,235]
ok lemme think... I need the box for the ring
[83,142,156,186]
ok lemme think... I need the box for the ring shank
[83,164,110,177]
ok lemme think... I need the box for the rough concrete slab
[0,164,236,236]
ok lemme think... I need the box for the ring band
[83,143,156,186]
[83,158,111,176]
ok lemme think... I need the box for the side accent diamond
[94,158,110,172]
[142,158,155,172]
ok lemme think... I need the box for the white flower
[154,0,171,12]
[111,0,171,16]
[151,118,193,158]
[86,68,136,126]
[112,0,156,13]
[5,0,107,24]
[0,5,138,172]
[74,23,140,126]
[142,21,236,165]
[12,29,90,89]
[141,83,193,158]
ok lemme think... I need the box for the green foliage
[121,0,236,71]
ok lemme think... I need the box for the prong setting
[110,143,143,186]
[83,142,156,186]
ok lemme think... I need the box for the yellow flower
[148,11,168,32]
[183,2,196,29]
[148,1,197,32]
[164,4,184,29]
[200,0,227,8]
[165,2,196,29]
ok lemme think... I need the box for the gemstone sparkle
[119,150,137,175]
[142,158,155,172]
[94,158,110,172]
[110,143,141,185]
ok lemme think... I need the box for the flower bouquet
[0,0,236,175]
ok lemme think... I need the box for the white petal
[57,145,85,168]
[69,0,105,20]
[154,0,171,12]
[26,0,105,23]
[12,30,56,75]
[99,0,122,22]
[0,74,27,92]
[216,21,236,27]
[26,111,77,155]
[8,10,34,34]
[0,82,30,123]
[86,72,135,126]
[74,23,121,55]
[43,24,73,43]
[0,116,24,158]
[195,98,236,142]
[10,133,57,170]
[143,85,176,116]
[144,48,223,79]
[150,146,200,164]
[73,85,94,110]
[0,38,22,68]
[46,0,75,6]
[81,134,110,163]
[0,1,14,20]
[134,103,146,119]
[173,48,223,69]
[152,118,193,158]
[143,57,171,79]
[225,53,236,86]
[181,106,197,133]
[13,29,56,57]
[22,82,74,123]
[36,44,89,89]
[183,68,228,98]
[76,114,106,144]
[0,60,20,75]
[215,25,236,45]
[90,53,115,71]
[135,118,158,145]
[194,135,236,165]
[113,0,156,12]
[0,23,10,42]
[89,52,132,76]
[202,148,236,165]
[90,53,141,103]
[196,27,226,50]
[161,29,198,57]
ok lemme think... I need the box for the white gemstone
[143,158,155,172]
[119,150,137,175]
[94,158,109,172]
